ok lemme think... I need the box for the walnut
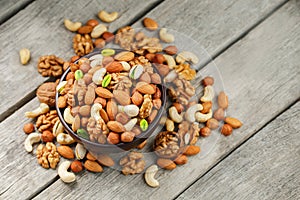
[36,82,57,107]
[73,34,94,56]
[129,56,152,69]
[36,142,60,169]
[119,152,145,175]
[132,33,162,54]
[115,26,135,50]
[167,77,196,105]
[36,110,58,132]
[178,121,199,145]
[37,55,64,77]
[139,94,153,119]
[74,79,87,106]
[189,122,200,145]
[109,73,132,91]
[154,131,184,159]
[87,117,109,144]
[174,63,196,80]
[60,79,74,96]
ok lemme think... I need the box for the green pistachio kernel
[77,129,89,140]
[102,74,111,88]
[101,48,115,56]
[74,70,84,80]
[140,119,149,131]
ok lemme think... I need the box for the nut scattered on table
[19,48,31,65]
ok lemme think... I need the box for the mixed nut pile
[21,10,242,187]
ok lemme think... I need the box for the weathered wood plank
[0,0,33,24]
[0,0,162,121]
[33,0,300,199]
[178,101,300,200]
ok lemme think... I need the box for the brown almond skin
[84,160,103,173]
[218,91,228,109]
[156,64,170,76]
[201,102,212,114]
[105,61,123,73]
[136,82,156,94]
[174,154,188,165]
[95,87,113,98]
[107,132,120,144]
[58,96,67,108]
[96,154,115,167]
[206,118,219,130]
[94,38,106,48]
[139,72,151,83]
[143,17,158,30]
[214,108,225,121]
[121,131,135,142]
[78,25,93,34]
[114,51,134,61]
[157,158,176,170]
[153,99,162,109]
[150,73,162,84]
[153,54,165,64]
[106,100,117,120]
[115,113,129,124]
[86,152,97,161]
[100,109,109,123]
[163,45,178,55]
[200,127,211,137]
[147,109,158,123]
[145,53,155,62]
[23,123,35,134]
[86,19,99,27]
[107,121,125,133]
[225,117,243,129]
[94,97,106,107]
[102,32,115,42]
[136,140,147,149]
[113,90,131,105]
[79,105,91,117]
[131,91,144,106]
[202,76,214,86]
[183,145,201,156]
[57,146,75,159]
[221,124,233,136]
[71,160,83,173]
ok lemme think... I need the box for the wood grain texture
[33,1,300,199]
[178,101,300,200]
[0,0,33,24]
[0,0,161,120]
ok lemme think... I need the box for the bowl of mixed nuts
[56,49,167,153]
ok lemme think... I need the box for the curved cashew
[195,109,213,123]
[200,85,214,102]
[63,107,74,124]
[124,118,138,131]
[120,61,131,71]
[118,105,139,117]
[24,132,41,152]
[98,10,118,23]
[75,143,87,160]
[164,70,178,83]
[25,103,49,118]
[92,68,107,85]
[169,106,183,123]
[64,19,82,32]
[185,104,203,123]
[145,165,159,188]
[165,118,174,131]
[91,103,103,121]
[53,120,64,137]
[176,51,199,64]
[57,133,76,145]
[163,54,176,69]
[91,24,107,38]
[58,161,76,183]
[159,28,174,43]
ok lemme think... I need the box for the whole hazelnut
[107,132,120,144]
[221,124,233,136]
[70,55,80,63]
[121,131,135,143]
[102,32,115,42]
[41,130,55,142]
[94,38,106,48]
[23,123,35,134]
[153,54,165,64]
[206,118,219,130]
[79,63,91,73]
[214,108,225,121]
[200,127,211,137]
[202,76,214,86]
[71,160,83,173]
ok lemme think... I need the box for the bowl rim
[55,49,167,151]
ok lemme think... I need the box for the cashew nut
[89,54,103,68]
[91,24,107,38]
[118,104,139,117]
[53,120,64,137]
[169,106,183,123]
[195,109,213,123]
[120,61,131,71]
[144,165,159,188]
[98,10,118,23]
[24,132,41,152]
[159,28,174,43]
[92,68,107,85]
[163,54,176,69]
[185,104,203,123]
[58,161,76,183]
[91,103,103,121]
[25,103,49,118]
[63,107,74,124]
[176,51,199,64]
[75,143,87,160]
[165,118,174,131]
[200,85,214,102]
[64,19,82,32]
[124,118,138,131]
[164,70,178,83]
[56,133,76,145]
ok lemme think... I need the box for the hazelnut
[83,73,93,85]
[145,53,155,62]
[94,38,106,48]
[23,123,35,134]
[153,54,165,64]
[41,130,55,142]
[163,45,178,55]
[173,102,184,113]
[79,63,91,73]
[221,124,233,136]
[94,97,107,108]
[121,131,135,143]
[70,55,80,63]
[200,127,211,137]
[107,132,120,144]
[153,87,161,99]
[206,118,219,130]
[214,108,225,121]
[66,72,75,80]
[71,160,83,173]
[102,32,115,42]
[202,76,214,86]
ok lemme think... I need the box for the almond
[94,97,106,107]
[131,91,144,106]
[163,45,178,55]
[107,121,125,133]
[95,87,113,98]
[84,160,103,173]
[174,154,188,165]
[71,160,83,173]
[221,124,233,136]
[86,152,97,161]
[113,90,131,105]
[57,146,75,159]
[218,91,228,109]
[157,158,176,170]
[115,112,129,124]
[139,72,151,83]
[150,73,161,84]
[136,82,156,94]
[106,100,117,120]
[225,117,243,129]
[156,64,169,76]
[114,51,134,61]
[79,105,91,117]
[78,25,93,34]
[96,154,115,167]
[152,99,162,109]
[105,61,123,73]
[183,145,200,156]
[143,17,158,30]
[100,109,109,123]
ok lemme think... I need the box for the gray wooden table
[0,0,299,199]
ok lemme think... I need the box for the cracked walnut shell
[37,55,64,77]
[73,34,94,56]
